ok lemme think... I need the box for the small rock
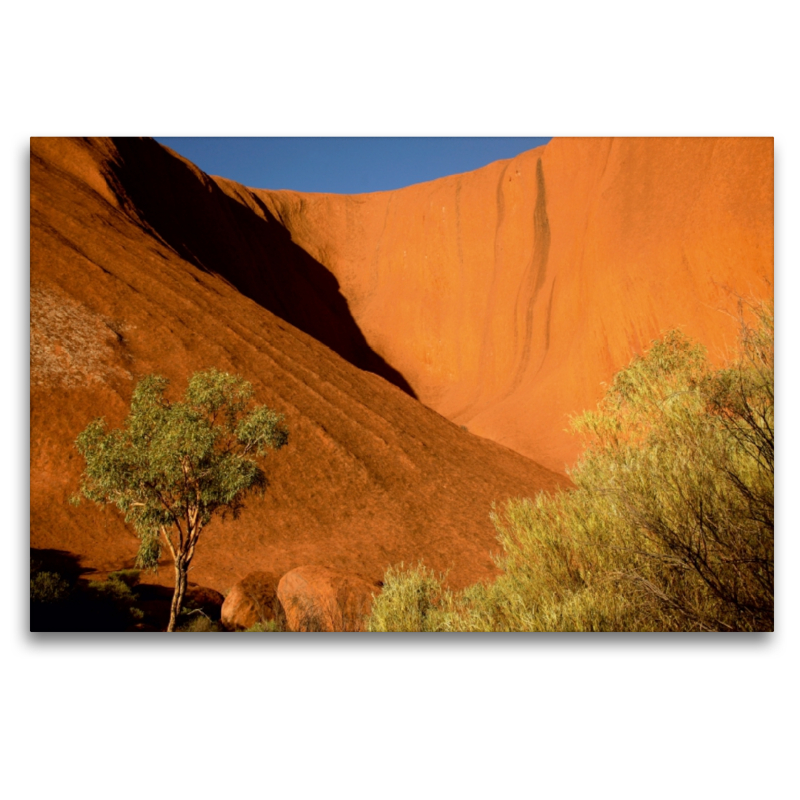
[126,622,159,632]
[220,572,282,631]
[184,585,225,621]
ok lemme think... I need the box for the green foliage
[109,569,141,589]
[369,304,774,632]
[367,563,456,632]
[177,613,223,632]
[75,368,288,631]
[243,620,282,632]
[87,573,144,621]
[75,369,289,571]
[562,308,774,631]
[87,574,136,602]
[30,571,72,604]
[30,563,158,631]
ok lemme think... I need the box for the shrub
[177,613,223,632]
[563,306,774,631]
[367,563,455,632]
[30,571,71,604]
[243,620,282,632]
[369,304,773,632]
[31,570,146,631]
[87,573,145,622]
[109,569,141,589]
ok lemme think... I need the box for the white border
[6,3,796,798]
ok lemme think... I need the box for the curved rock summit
[251,137,773,470]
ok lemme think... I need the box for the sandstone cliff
[249,137,773,469]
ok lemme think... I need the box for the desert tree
[74,369,289,631]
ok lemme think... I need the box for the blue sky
[154,137,552,194]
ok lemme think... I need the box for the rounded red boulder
[220,572,282,631]
[277,566,381,632]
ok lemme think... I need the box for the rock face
[277,566,380,632]
[30,137,569,596]
[251,138,773,471]
[185,585,226,621]
[220,572,282,630]
[29,136,772,602]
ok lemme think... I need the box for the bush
[31,568,147,631]
[369,304,774,632]
[86,573,145,623]
[109,569,141,589]
[243,620,282,632]
[88,574,136,604]
[177,613,223,632]
[368,563,455,632]
[30,571,71,604]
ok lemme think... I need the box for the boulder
[184,584,225,621]
[277,566,381,632]
[220,572,282,631]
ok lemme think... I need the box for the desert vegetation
[31,563,147,631]
[43,307,774,634]
[30,560,234,632]
[30,137,774,633]
[73,369,289,631]
[368,304,774,632]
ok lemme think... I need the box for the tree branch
[160,524,177,563]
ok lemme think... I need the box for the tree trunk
[167,557,188,632]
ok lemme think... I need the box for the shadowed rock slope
[252,137,773,470]
[30,137,567,594]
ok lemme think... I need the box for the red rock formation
[185,585,226,621]
[29,137,771,604]
[220,573,282,631]
[252,137,773,470]
[30,137,567,598]
[277,566,379,632]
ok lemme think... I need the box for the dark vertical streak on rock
[531,157,552,302]
[544,276,556,354]
[477,164,510,384]
[510,158,552,392]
